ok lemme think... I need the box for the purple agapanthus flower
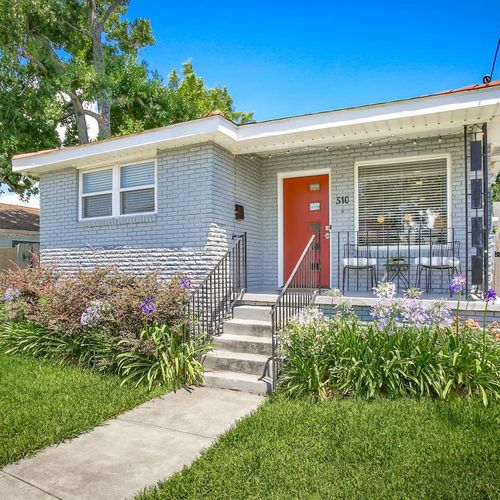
[485,288,497,303]
[449,275,466,294]
[180,276,191,289]
[140,297,156,314]
[3,287,20,302]
[426,299,453,328]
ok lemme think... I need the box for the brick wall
[211,146,263,289]
[261,135,466,288]
[39,143,263,286]
[39,135,472,290]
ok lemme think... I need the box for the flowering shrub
[0,266,190,338]
[0,265,210,389]
[279,283,500,405]
[370,283,452,331]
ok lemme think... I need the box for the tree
[110,60,254,136]
[0,1,252,198]
[0,56,61,197]
[0,0,154,144]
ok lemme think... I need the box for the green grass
[0,353,165,467]
[140,397,500,500]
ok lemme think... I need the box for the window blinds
[81,162,156,219]
[82,169,112,218]
[358,158,448,236]
[120,162,155,189]
[82,169,112,194]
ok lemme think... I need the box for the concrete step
[204,370,272,395]
[233,305,272,322]
[204,350,271,377]
[238,292,279,307]
[223,318,272,337]
[215,334,272,356]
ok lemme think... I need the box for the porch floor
[246,287,451,301]
[242,288,495,312]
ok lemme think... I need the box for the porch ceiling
[12,83,500,175]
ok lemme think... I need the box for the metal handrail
[188,233,247,339]
[270,233,321,387]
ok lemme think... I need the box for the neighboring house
[0,203,39,248]
[11,81,500,296]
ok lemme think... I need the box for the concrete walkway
[0,387,263,500]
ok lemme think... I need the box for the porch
[238,127,493,298]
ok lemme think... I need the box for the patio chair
[414,241,461,293]
[342,243,378,293]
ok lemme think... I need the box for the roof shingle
[0,203,39,232]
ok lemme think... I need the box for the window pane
[120,162,155,189]
[83,194,112,218]
[358,159,448,244]
[120,188,155,215]
[82,169,112,194]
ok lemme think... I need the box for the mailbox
[235,204,244,220]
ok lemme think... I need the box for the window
[80,161,156,219]
[81,168,113,218]
[357,158,448,243]
[120,162,155,215]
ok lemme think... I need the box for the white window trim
[79,159,157,221]
[354,153,452,242]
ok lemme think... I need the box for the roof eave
[12,84,500,175]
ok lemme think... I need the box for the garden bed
[0,266,211,389]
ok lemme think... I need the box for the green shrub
[117,323,212,389]
[0,265,212,389]
[0,320,118,373]
[279,312,500,405]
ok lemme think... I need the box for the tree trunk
[88,0,112,138]
[69,94,90,144]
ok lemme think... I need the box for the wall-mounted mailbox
[235,204,245,220]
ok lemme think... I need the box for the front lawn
[140,397,500,499]
[0,353,165,467]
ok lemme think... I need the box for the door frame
[277,168,332,288]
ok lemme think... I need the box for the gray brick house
[12,81,500,296]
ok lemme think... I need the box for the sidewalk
[0,387,263,499]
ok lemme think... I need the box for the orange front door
[283,174,330,286]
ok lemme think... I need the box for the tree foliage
[0,0,252,198]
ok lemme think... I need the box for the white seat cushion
[414,257,460,267]
[343,257,377,267]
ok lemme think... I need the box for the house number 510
[336,196,349,205]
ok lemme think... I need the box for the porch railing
[331,228,469,295]
[187,233,247,339]
[270,233,321,387]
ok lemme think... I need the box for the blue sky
[128,0,500,121]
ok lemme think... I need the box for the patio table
[381,257,409,287]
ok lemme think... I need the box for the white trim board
[277,168,332,287]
